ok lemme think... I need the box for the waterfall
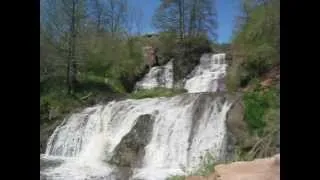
[184,53,227,93]
[134,53,227,93]
[40,53,232,180]
[135,61,174,90]
[41,94,233,180]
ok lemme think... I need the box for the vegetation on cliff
[224,0,280,161]
[226,0,280,91]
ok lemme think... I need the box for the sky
[132,0,240,44]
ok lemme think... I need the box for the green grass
[129,88,187,99]
[41,84,186,125]
[41,80,185,125]
[40,76,126,125]
[40,91,80,124]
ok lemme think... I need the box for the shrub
[226,61,242,92]
[243,86,278,136]
[40,78,125,125]
[156,32,178,64]
[40,91,80,124]
[83,33,146,93]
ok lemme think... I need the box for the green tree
[152,0,185,39]
[41,0,87,94]
[188,0,218,39]
[227,0,280,90]
[153,0,217,39]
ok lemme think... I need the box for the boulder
[213,154,280,180]
[185,154,280,180]
[108,114,155,168]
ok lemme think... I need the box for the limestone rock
[185,154,280,180]
[108,114,155,167]
[213,154,280,180]
[143,46,159,69]
[225,96,247,144]
[260,78,273,87]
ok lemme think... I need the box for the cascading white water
[134,53,227,93]
[41,52,232,180]
[184,53,227,93]
[135,61,174,90]
[41,94,233,180]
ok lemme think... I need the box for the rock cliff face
[108,114,155,168]
[186,154,280,180]
[225,95,246,147]
[143,46,159,69]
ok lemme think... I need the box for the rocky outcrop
[241,65,280,92]
[225,94,246,145]
[223,93,253,159]
[143,46,159,69]
[108,114,155,168]
[186,154,280,180]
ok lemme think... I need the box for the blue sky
[131,0,240,43]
